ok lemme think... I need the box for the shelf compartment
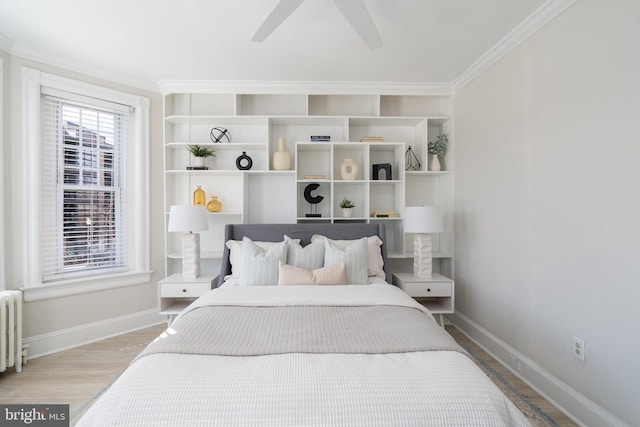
[380,95,452,117]
[270,118,347,153]
[333,143,368,180]
[333,181,367,219]
[309,95,378,116]
[165,93,235,116]
[237,94,307,116]
[297,181,331,219]
[296,143,332,180]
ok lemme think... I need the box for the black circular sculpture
[236,151,253,170]
[210,127,231,143]
[304,183,323,217]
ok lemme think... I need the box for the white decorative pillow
[284,235,324,270]
[278,261,347,286]
[323,238,368,285]
[312,234,385,279]
[238,237,287,286]
[226,238,298,279]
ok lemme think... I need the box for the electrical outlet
[573,336,586,362]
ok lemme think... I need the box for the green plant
[187,145,216,157]
[339,198,355,209]
[427,134,448,156]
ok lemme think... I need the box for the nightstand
[158,274,215,324]
[392,272,454,327]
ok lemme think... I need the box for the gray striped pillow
[239,237,287,286]
[323,238,368,284]
[285,235,324,270]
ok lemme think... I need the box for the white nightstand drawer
[402,282,452,298]
[161,282,211,298]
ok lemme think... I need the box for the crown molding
[451,0,576,93]
[10,44,160,93]
[158,79,452,96]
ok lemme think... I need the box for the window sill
[21,270,153,302]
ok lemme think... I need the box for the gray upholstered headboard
[218,223,391,286]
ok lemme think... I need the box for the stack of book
[310,135,331,142]
[371,211,398,218]
[360,136,385,143]
[186,166,209,170]
[303,175,327,180]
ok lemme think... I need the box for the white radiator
[1,290,25,373]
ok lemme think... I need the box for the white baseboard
[448,312,628,427]
[24,309,165,359]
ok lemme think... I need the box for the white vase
[342,208,353,218]
[340,158,358,180]
[273,137,291,170]
[429,155,441,172]
[194,156,205,168]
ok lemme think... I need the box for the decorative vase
[236,151,253,170]
[340,158,358,180]
[206,196,222,212]
[273,137,291,170]
[342,208,353,218]
[430,155,442,172]
[194,157,205,168]
[193,185,205,206]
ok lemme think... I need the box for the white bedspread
[78,284,531,427]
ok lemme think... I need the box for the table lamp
[404,206,443,278]
[167,205,209,278]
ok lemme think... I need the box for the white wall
[3,54,166,352]
[453,0,639,425]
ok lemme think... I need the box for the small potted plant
[187,145,216,168]
[427,134,448,171]
[339,197,355,218]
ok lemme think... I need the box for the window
[22,68,150,301]
[0,58,5,291]
[41,97,126,281]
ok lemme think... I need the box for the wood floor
[0,323,578,426]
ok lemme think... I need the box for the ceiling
[0,0,550,92]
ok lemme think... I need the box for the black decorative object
[405,145,421,171]
[210,127,231,143]
[303,183,324,217]
[236,152,253,170]
[372,163,392,180]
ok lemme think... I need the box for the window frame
[21,67,150,302]
[0,58,5,292]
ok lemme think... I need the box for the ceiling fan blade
[251,0,305,42]
[333,0,382,50]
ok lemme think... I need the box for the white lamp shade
[167,205,209,232]
[404,206,443,233]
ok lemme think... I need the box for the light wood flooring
[0,323,578,426]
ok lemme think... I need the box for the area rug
[457,340,568,427]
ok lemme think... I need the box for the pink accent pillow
[277,261,347,286]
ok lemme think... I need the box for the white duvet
[78,284,531,426]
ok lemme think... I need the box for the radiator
[1,290,25,373]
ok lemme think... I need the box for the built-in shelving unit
[163,90,453,278]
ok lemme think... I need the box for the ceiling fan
[251,0,383,50]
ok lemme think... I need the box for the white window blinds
[40,92,130,282]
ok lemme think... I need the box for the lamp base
[182,232,201,279]
[413,233,433,279]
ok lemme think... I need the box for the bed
[77,223,530,426]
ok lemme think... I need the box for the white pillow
[226,238,299,279]
[323,238,368,285]
[278,261,347,286]
[285,235,324,270]
[238,237,287,286]
[311,234,385,279]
